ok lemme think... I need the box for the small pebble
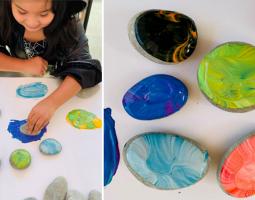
[66,190,86,200]
[9,149,31,170]
[88,190,102,200]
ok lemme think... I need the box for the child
[0,0,102,134]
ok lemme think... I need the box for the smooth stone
[39,138,62,155]
[104,108,120,186]
[122,74,188,120]
[128,10,197,64]
[7,119,47,143]
[217,133,255,198]
[9,149,31,170]
[123,132,209,190]
[88,190,102,200]
[198,42,255,112]
[20,123,40,136]
[66,190,86,200]
[66,109,102,129]
[16,82,48,98]
[43,176,68,200]
[24,198,37,200]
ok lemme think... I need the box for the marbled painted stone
[122,74,188,120]
[9,149,31,170]
[129,10,197,64]
[198,42,255,112]
[39,138,62,155]
[66,190,86,200]
[218,133,255,198]
[7,119,47,143]
[66,109,102,129]
[16,82,48,98]
[43,176,68,200]
[104,108,120,186]
[88,190,102,200]
[123,132,209,190]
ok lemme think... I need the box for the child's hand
[26,98,57,134]
[23,56,48,76]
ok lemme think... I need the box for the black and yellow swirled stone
[129,10,198,64]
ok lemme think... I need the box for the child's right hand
[23,56,48,76]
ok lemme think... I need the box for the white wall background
[104,0,255,199]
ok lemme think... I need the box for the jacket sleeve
[52,22,102,89]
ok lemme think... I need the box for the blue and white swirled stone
[123,132,209,190]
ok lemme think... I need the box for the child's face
[11,0,55,32]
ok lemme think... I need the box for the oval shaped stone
[16,82,48,98]
[218,133,255,198]
[39,138,62,155]
[198,42,255,112]
[122,74,188,120]
[123,132,209,190]
[10,149,31,170]
[129,10,197,64]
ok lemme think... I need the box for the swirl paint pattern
[16,82,48,98]
[198,42,255,112]
[129,10,197,64]
[123,132,209,190]
[218,133,255,198]
[122,74,188,120]
[104,108,120,186]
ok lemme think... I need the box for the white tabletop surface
[104,0,255,199]
[0,77,102,199]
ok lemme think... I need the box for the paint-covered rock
[198,42,255,112]
[39,138,62,155]
[66,190,86,200]
[129,10,197,64]
[10,149,31,170]
[43,176,68,200]
[88,190,102,200]
[123,132,209,190]
[218,133,255,198]
[104,108,120,186]
[20,123,40,136]
[122,74,188,120]
[16,82,48,98]
[66,109,102,129]
[7,119,47,143]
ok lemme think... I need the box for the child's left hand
[26,98,57,134]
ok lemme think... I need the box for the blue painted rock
[16,82,48,98]
[123,132,209,190]
[39,139,62,155]
[122,74,188,120]
[128,10,197,64]
[104,108,120,186]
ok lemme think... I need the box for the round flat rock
[123,132,209,190]
[129,10,197,64]
[39,138,62,155]
[16,82,48,98]
[10,149,31,169]
[218,133,255,198]
[198,42,255,112]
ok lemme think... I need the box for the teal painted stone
[123,132,209,190]
[39,139,62,155]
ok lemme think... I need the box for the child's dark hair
[0,0,81,61]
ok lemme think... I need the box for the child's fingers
[27,115,39,133]
[32,118,45,134]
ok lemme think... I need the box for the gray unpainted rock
[66,190,86,200]
[24,198,37,200]
[88,190,101,200]
[43,176,68,200]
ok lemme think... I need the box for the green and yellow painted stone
[198,42,255,112]
[9,149,31,169]
[66,109,102,129]
[129,10,198,64]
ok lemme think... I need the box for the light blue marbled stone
[39,139,62,155]
[16,82,48,98]
[124,132,209,190]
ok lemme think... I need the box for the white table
[0,77,102,199]
[104,0,255,199]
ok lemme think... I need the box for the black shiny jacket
[0,22,102,89]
